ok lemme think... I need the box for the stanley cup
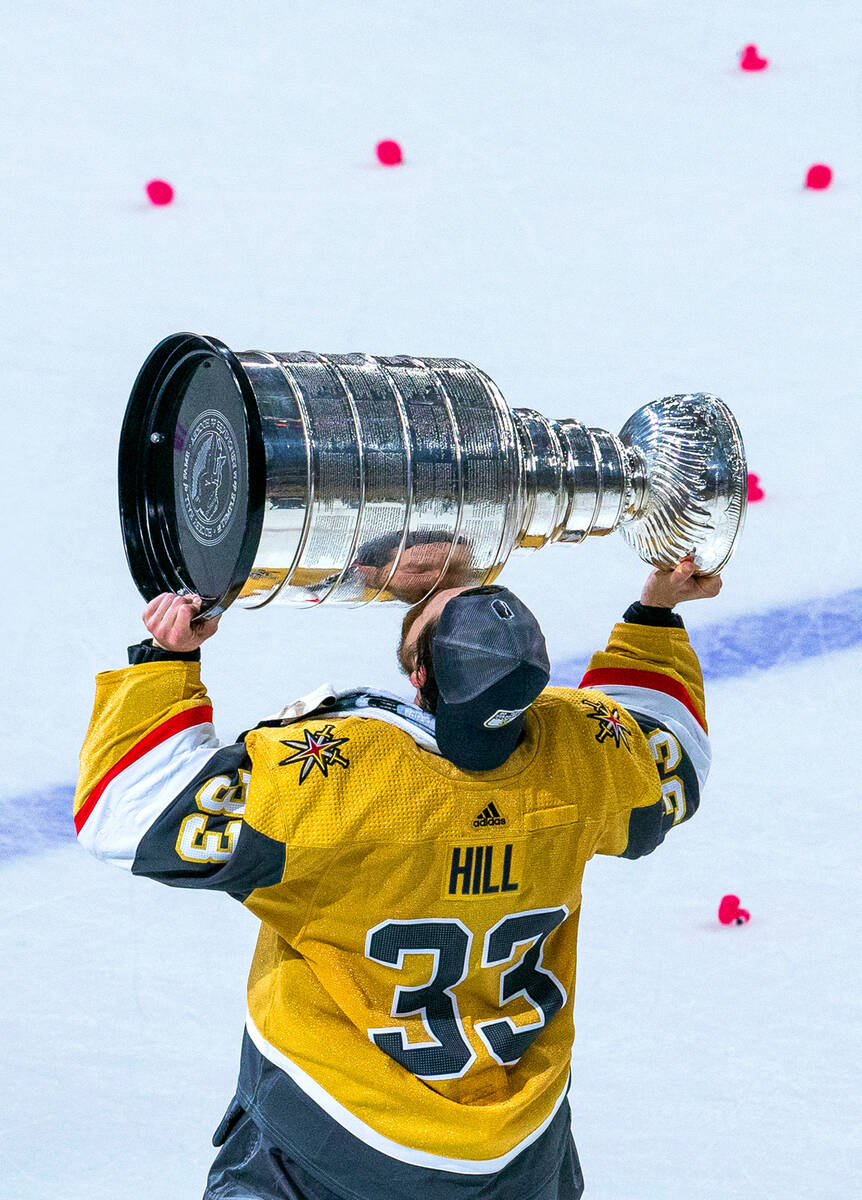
[119,333,747,614]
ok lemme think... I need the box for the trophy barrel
[119,335,526,614]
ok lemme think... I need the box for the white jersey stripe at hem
[244,1013,569,1174]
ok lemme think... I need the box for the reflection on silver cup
[119,334,747,615]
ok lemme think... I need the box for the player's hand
[142,593,221,652]
[640,556,722,608]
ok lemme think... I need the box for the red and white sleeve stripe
[579,668,711,792]
[75,706,223,869]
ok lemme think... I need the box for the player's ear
[409,665,427,690]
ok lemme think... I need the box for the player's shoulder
[536,685,583,708]
[248,712,382,755]
[537,683,642,711]
[247,713,458,846]
[246,712,418,792]
[534,684,625,719]
[533,685,652,758]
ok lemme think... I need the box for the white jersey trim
[269,685,441,755]
[245,1013,568,1174]
[594,684,711,790]
[77,723,222,869]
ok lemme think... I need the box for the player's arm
[74,594,284,898]
[586,558,718,858]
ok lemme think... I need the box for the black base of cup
[119,333,266,617]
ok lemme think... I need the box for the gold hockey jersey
[74,619,709,1187]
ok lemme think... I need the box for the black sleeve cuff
[128,638,202,665]
[622,601,685,629]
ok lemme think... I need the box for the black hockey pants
[203,1099,584,1200]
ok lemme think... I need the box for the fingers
[681,569,722,601]
[674,556,696,579]
[142,592,176,626]
[142,592,205,650]
[144,592,196,625]
[165,596,198,639]
[642,558,723,607]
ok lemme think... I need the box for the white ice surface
[1,1,860,1196]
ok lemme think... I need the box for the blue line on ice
[3,783,77,863]
[553,585,862,686]
[4,587,861,864]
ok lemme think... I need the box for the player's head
[398,585,550,770]
[398,585,465,705]
[354,530,469,604]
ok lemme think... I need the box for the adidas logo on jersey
[473,802,506,827]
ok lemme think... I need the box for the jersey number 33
[365,907,569,1080]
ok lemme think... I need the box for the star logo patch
[581,698,631,750]
[278,724,350,784]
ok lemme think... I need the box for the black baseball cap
[432,586,550,771]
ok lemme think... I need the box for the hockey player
[75,557,719,1199]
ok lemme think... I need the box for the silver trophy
[119,334,747,614]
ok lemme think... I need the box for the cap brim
[434,665,547,771]
[435,702,524,771]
